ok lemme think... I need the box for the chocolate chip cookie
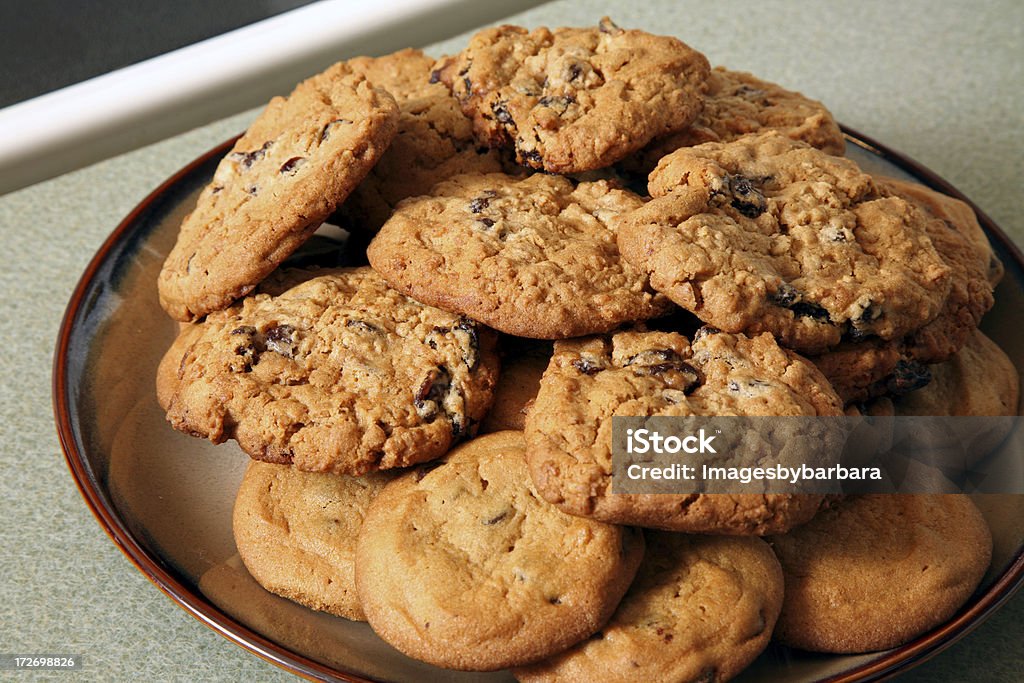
[158,61,399,321]
[626,66,846,177]
[617,132,952,353]
[366,172,671,338]
[524,327,843,533]
[514,533,784,683]
[434,17,710,173]
[770,494,992,653]
[355,431,645,671]
[334,48,505,232]
[232,461,394,620]
[157,267,499,474]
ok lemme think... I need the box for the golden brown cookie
[524,327,843,533]
[335,48,505,232]
[232,461,393,620]
[158,61,400,321]
[769,494,992,653]
[617,132,952,354]
[513,533,783,683]
[367,172,671,338]
[626,66,845,177]
[355,431,644,671]
[157,267,499,475]
[435,17,710,173]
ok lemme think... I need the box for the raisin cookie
[434,17,709,173]
[334,48,505,232]
[232,461,394,620]
[514,533,783,683]
[367,172,671,338]
[157,267,499,474]
[158,62,399,321]
[524,327,843,533]
[626,66,846,177]
[616,132,952,353]
[355,431,645,671]
[769,494,992,653]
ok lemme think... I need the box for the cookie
[366,172,671,338]
[895,328,1019,417]
[434,17,709,173]
[769,494,992,653]
[626,66,846,177]
[232,461,393,620]
[810,339,931,405]
[880,176,1003,287]
[479,337,552,433]
[513,533,783,683]
[157,62,400,321]
[334,49,505,232]
[877,177,995,363]
[157,266,499,474]
[355,431,645,671]
[524,327,842,533]
[616,131,952,353]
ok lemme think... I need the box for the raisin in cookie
[158,62,399,321]
[616,131,952,353]
[367,172,671,339]
[626,66,846,177]
[524,327,843,533]
[157,267,499,474]
[334,49,505,233]
[355,431,644,671]
[434,17,709,173]
[514,533,783,683]
[769,494,992,653]
[232,461,394,620]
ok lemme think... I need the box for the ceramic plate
[54,128,1024,682]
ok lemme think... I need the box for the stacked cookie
[155,17,1014,681]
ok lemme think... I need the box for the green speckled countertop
[1,0,1021,680]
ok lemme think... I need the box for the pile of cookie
[155,18,1017,681]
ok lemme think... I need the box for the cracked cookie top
[156,267,499,475]
[524,327,842,533]
[158,61,400,321]
[355,431,644,671]
[367,172,671,339]
[617,131,952,353]
[434,17,710,173]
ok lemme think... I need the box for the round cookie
[616,131,952,354]
[158,61,399,321]
[627,66,846,177]
[524,327,843,533]
[367,172,671,339]
[434,17,710,173]
[355,431,645,671]
[513,533,784,683]
[334,49,505,233]
[479,337,552,433]
[232,461,394,620]
[810,339,931,406]
[157,266,499,475]
[769,494,992,653]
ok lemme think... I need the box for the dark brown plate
[53,127,1024,682]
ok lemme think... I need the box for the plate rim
[51,125,1024,683]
